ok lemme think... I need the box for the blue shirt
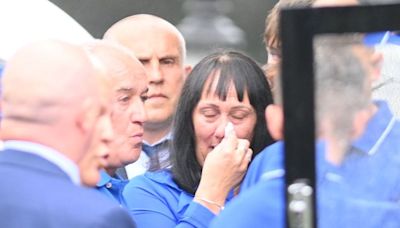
[123,170,234,228]
[211,173,400,228]
[211,101,400,227]
[364,32,400,46]
[96,170,128,206]
[243,101,400,201]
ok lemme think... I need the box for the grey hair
[314,35,370,152]
[272,34,370,153]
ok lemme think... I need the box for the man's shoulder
[44,180,123,212]
[241,141,284,190]
[50,185,135,227]
[253,141,284,163]
[0,174,134,227]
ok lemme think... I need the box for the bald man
[104,14,191,178]
[83,40,148,205]
[0,40,135,228]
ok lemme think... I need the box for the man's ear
[184,65,192,78]
[265,104,284,140]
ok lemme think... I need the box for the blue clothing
[364,32,400,46]
[243,101,400,201]
[123,170,233,228]
[211,101,400,227]
[96,170,128,206]
[211,175,400,228]
[3,140,81,184]
[0,147,136,228]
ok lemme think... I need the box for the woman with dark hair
[123,51,274,227]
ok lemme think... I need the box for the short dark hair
[171,51,274,194]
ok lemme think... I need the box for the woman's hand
[194,123,252,214]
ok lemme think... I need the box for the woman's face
[192,75,257,166]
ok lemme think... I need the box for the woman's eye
[231,112,248,120]
[201,109,218,118]
[204,112,217,118]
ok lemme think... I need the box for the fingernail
[246,153,252,162]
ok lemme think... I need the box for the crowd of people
[0,0,399,227]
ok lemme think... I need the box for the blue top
[0,148,136,228]
[123,170,234,228]
[211,172,400,228]
[242,101,400,201]
[96,170,128,206]
[210,101,400,227]
[364,32,400,46]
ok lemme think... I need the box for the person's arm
[123,175,215,228]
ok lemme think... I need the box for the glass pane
[312,32,400,227]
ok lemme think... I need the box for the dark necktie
[142,143,163,170]
[142,144,158,157]
[115,167,128,180]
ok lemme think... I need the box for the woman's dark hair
[170,51,274,194]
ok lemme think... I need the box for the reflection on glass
[368,31,400,117]
[313,33,400,226]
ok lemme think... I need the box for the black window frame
[280,3,400,228]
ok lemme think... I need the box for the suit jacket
[0,149,136,228]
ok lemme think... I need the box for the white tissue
[224,122,234,136]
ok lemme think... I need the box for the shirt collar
[3,140,81,185]
[97,169,112,187]
[96,169,125,187]
[352,101,396,155]
[143,132,172,147]
[315,140,343,180]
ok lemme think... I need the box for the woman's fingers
[245,148,253,162]
[235,139,250,162]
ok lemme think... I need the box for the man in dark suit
[0,40,135,228]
